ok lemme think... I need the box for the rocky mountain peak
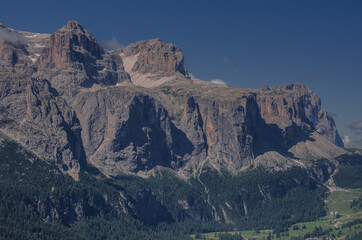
[37,21,104,70]
[35,21,129,97]
[122,38,187,76]
[65,20,86,31]
[55,20,103,58]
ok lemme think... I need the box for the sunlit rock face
[0,21,345,177]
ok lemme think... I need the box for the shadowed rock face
[0,21,346,177]
[0,72,85,177]
[72,89,195,174]
[135,189,173,225]
[303,91,344,147]
[258,84,344,147]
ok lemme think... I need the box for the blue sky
[1,0,362,147]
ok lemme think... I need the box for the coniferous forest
[0,137,329,239]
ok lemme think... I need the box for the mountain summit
[0,21,345,178]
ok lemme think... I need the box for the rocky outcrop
[276,83,344,147]
[0,72,85,176]
[0,23,34,73]
[258,84,344,147]
[309,159,336,182]
[121,38,187,76]
[118,38,189,88]
[37,21,104,70]
[72,88,194,175]
[69,79,345,177]
[310,110,344,147]
[183,94,259,171]
[36,21,130,98]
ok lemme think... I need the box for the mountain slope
[0,133,329,238]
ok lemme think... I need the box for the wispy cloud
[342,134,362,149]
[0,26,26,46]
[211,78,228,86]
[101,37,124,50]
[348,120,362,131]
[347,120,362,136]
[188,72,197,79]
[342,135,352,145]
[221,57,229,63]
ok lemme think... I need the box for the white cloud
[210,78,227,86]
[342,135,352,145]
[348,120,362,131]
[342,134,362,149]
[101,37,124,50]
[0,27,26,46]
[189,72,196,79]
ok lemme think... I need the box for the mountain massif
[0,21,355,239]
[0,20,345,177]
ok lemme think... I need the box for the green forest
[0,137,344,239]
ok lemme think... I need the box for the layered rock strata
[0,21,345,177]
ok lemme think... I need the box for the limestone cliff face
[122,38,187,76]
[166,83,341,174]
[0,72,85,177]
[36,21,130,98]
[257,84,344,147]
[180,94,259,172]
[302,88,344,147]
[0,21,346,177]
[38,21,104,70]
[72,88,196,175]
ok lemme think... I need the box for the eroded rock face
[38,21,104,70]
[122,38,187,76]
[36,21,130,98]
[72,89,195,174]
[183,94,259,171]
[0,72,85,176]
[0,24,33,73]
[69,80,345,177]
[0,21,346,178]
[258,84,344,147]
[305,102,344,147]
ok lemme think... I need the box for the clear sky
[1,0,362,147]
